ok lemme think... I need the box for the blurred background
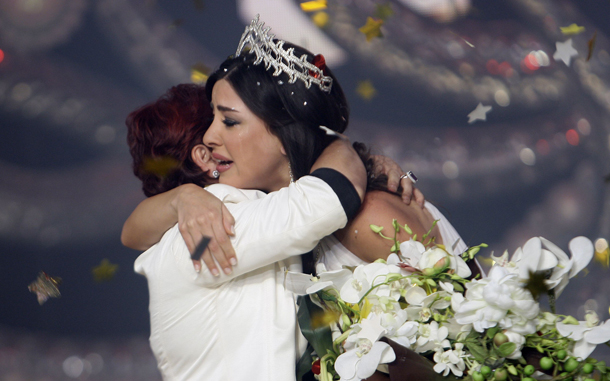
[1,0,610,379]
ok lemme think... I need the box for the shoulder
[205,184,266,203]
[335,191,441,263]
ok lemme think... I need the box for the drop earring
[288,164,294,184]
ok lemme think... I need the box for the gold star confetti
[587,31,597,61]
[359,17,384,42]
[595,247,609,268]
[300,0,326,12]
[141,155,180,178]
[560,23,585,36]
[92,259,119,282]
[374,3,394,20]
[523,270,549,300]
[310,309,340,329]
[312,11,330,28]
[28,272,62,305]
[191,63,211,84]
[356,80,376,100]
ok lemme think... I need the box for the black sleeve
[310,168,361,220]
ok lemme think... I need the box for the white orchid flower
[556,311,610,360]
[414,320,450,353]
[433,343,467,377]
[335,314,396,381]
[541,236,593,298]
[340,262,400,303]
[404,286,451,322]
[283,266,352,295]
[399,239,426,267]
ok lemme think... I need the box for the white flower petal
[305,280,334,294]
[568,236,594,278]
[556,321,589,340]
[538,249,559,271]
[405,286,427,305]
[539,237,570,264]
[584,320,610,345]
[572,338,597,360]
[335,350,359,380]
[518,237,542,280]
[357,342,395,379]
[284,271,314,295]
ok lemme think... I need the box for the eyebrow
[216,104,238,113]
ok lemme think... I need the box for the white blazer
[135,174,356,380]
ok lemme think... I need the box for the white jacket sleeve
[167,172,359,287]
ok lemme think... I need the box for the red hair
[126,84,213,197]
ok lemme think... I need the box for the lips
[212,153,233,173]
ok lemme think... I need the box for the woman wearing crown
[124,16,465,380]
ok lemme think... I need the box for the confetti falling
[191,63,211,84]
[92,259,119,282]
[28,272,62,305]
[587,31,597,61]
[300,0,327,12]
[467,103,492,124]
[311,11,330,28]
[359,17,384,42]
[141,155,180,178]
[560,23,585,35]
[450,31,475,48]
[553,38,579,66]
[595,248,609,268]
[356,80,376,100]
[523,270,550,300]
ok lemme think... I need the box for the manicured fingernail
[194,263,201,273]
[231,225,235,235]
[211,268,220,277]
[224,267,232,275]
[230,258,237,266]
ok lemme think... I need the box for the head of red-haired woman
[126,84,213,197]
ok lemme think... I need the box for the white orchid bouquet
[288,221,610,381]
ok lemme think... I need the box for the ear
[280,145,287,156]
[191,144,210,171]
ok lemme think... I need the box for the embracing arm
[121,184,236,273]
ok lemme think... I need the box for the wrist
[171,184,199,214]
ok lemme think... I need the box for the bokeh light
[519,148,536,166]
[0,49,5,64]
[566,129,579,146]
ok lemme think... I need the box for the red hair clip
[310,54,327,79]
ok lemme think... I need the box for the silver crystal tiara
[235,15,333,93]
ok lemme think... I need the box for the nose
[203,116,222,148]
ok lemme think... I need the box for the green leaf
[403,224,413,235]
[370,224,384,234]
[466,342,489,363]
[390,243,398,252]
[496,342,517,358]
[486,327,500,339]
[297,296,334,367]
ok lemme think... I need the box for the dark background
[1,0,610,379]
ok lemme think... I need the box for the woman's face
[203,79,290,192]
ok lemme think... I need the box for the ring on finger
[400,171,418,184]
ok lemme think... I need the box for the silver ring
[400,171,418,184]
[212,170,220,179]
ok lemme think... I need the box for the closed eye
[222,118,239,127]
